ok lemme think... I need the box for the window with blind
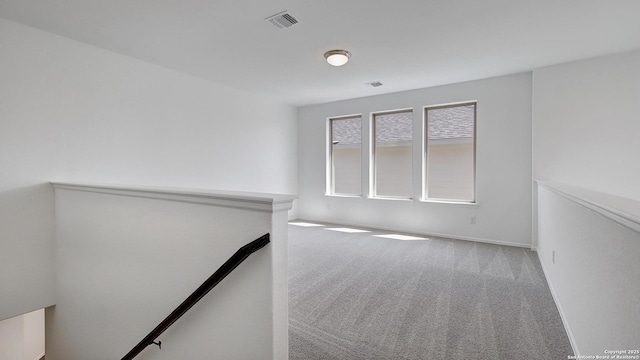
[328,115,362,195]
[424,103,476,202]
[372,110,413,199]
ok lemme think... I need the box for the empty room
[0,1,639,359]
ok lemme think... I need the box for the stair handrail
[121,233,271,360]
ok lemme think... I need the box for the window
[328,115,362,195]
[424,103,476,202]
[372,110,413,198]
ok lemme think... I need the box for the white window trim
[326,194,363,199]
[369,108,415,200]
[326,114,363,196]
[423,101,477,204]
[421,199,479,206]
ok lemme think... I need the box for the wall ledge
[536,180,640,234]
[51,182,296,213]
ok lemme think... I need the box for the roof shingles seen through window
[427,104,475,140]
[331,104,474,145]
[375,111,413,143]
[331,116,361,145]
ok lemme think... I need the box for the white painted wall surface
[532,49,640,201]
[0,309,45,360]
[0,315,23,360]
[0,18,297,321]
[537,184,640,356]
[298,73,533,246]
[48,184,293,360]
[22,309,44,360]
[532,50,640,356]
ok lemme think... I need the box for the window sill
[421,199,479,207]
[325,194,363,199]
[368,196,413,202]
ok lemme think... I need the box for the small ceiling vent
[266,11,299,29]
[367,81,383,88]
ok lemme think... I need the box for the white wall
[22,309,44,360]
[298,73,533,246]
[533,49,640,201]
[0,18,297,321]
[537,185,640,356]
[0,309,44,360]
[48,185,293,360]
[0,315,23,360]
[532,49,640,356]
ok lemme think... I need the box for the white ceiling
[1,0,639,106]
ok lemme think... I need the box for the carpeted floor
[288,223,573,360]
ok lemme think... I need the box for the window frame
[370,108,415,200]
[326,114,363,197]
[423,101,477,204]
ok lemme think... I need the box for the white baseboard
[293,218,531,249]
[537,254,579,356]
[33,352,45,360]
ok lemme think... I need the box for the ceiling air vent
[367,81,383,88]
[266,11,299,29]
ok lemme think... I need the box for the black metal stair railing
[121,233,271,360]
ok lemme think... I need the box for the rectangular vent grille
[367,81,383,87]
[266,11,299,29]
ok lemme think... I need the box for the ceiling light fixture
[324,50,351,66]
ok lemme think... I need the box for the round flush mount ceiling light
[324,50,351,66]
